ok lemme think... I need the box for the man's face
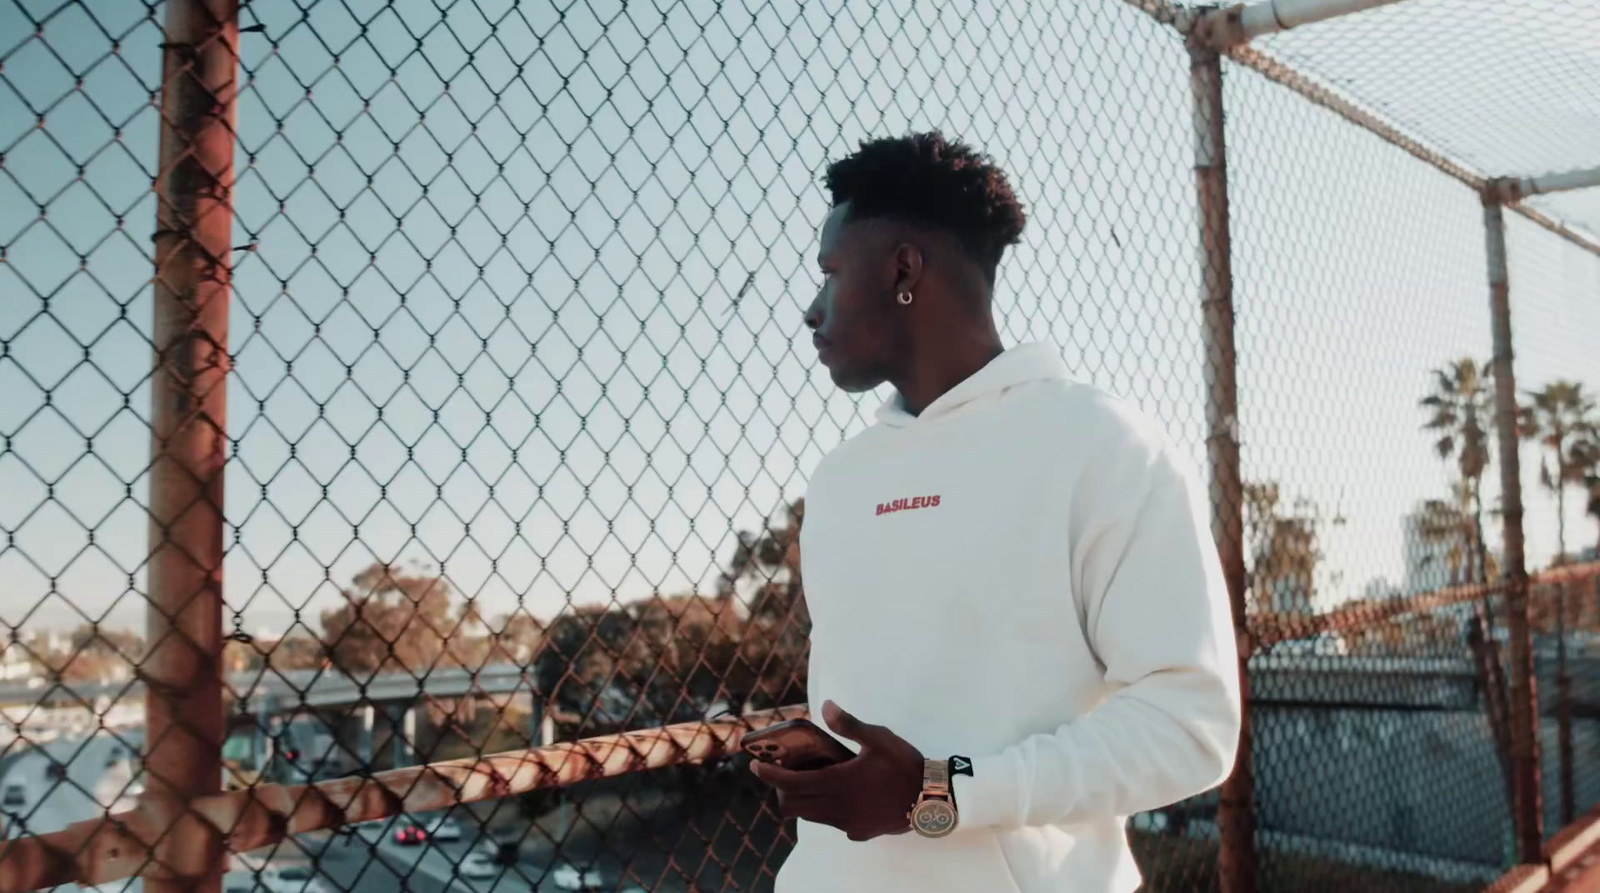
[804,203,904,392]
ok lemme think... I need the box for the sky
[2,0,1599,639]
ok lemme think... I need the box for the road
[266,775,790,893]
[288,819,633,893]
[3,730,788,892]
[1,731,143,839]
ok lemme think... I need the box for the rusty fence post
[1482,189,1544,863]
[1558,580,1574,826]
[143,1,239,891]
[1187,37,1256,893]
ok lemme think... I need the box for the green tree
[528,497,810,736]
[530,596,742,734]
[1519,380,1597,565]
[320,561,462,677]
[1420,358,1494,583]
[1413,481,1476,586]
[269,632,328,672]
[1242,481,1325,617]
[490,611,544,665]
[725,498,808,710]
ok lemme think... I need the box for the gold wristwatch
[908,758,959,838]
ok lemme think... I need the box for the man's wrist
[908,757,966,838]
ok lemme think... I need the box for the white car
[428,815,464,841]
[549,864,603,891]
[458,852,498,879]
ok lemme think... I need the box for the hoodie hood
[875,341,1071,428]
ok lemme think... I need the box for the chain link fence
[3,0,1600,892]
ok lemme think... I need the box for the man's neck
[892,324,1005,417]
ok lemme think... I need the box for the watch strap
[922,758,951,795]
[910,758,961,838]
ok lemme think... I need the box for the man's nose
[803,298,822,331]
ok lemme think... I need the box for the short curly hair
[824,131,1027,283]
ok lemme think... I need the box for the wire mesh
[1244,0,1600,185]
[3,1,1600,893]
[1224,51,1524,890]
[1522,192,1600,248]
[1504,214,1600,842]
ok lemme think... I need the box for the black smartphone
[740,719,855,771]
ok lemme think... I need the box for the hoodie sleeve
[950,417,1242,830]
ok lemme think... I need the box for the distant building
[0,644,38,683]
[1402,507,1457,593]
[1361,577,1399,602]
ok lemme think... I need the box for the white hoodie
[778,342,1241,893]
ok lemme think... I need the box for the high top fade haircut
[823,131,1027,284]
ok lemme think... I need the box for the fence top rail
[1121,0,1600,255]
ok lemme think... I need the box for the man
[749,132,1242,892]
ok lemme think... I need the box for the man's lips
[812,335,832,357]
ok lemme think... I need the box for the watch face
[911,799,958,838]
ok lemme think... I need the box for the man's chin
[826,365,881,394]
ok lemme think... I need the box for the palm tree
[1413,482,1475,586]
[1520,382,1596,829]
[1420,358,1494,583]
[1242,481,1324,616]
[1587,473,1600,558]
[1519,380,1597,566]
[1569,430,1600,557]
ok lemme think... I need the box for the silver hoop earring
[896,290,914,306]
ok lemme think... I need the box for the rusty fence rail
[4,1,1600,892]
[0,707,806,893]
[5,567,1599,893]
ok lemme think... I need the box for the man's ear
[892,241,924,296]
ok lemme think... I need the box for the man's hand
[748,700,925,842]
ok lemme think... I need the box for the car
[2,784,25,809]
[393,823,428,845]
[549,864,604,891]
[427,814,464,841]
[457,852,498,879]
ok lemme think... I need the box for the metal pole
[1124,0,1600,261]
[1467,615,1516,822]
[253,695,277,775]
[389,704,415,769]
[1483,191,1543,862]
[1558,580,1574,826]
[143,0,238,892]
[1189,38,1255,893]
[529,697,546,746]
[1200,0,1408,47]
[359,704,375,767]
[1501,165,1600,202]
